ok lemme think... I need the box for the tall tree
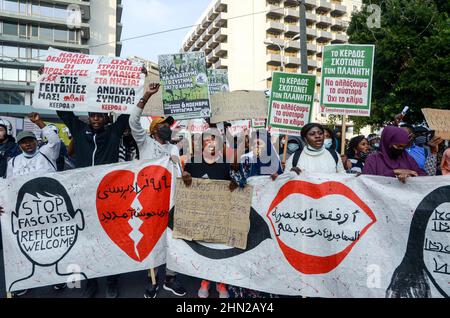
[347,0,450,128]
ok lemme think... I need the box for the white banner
[0,158,174,292]
[167,173,450,298]
[32,48,145,114]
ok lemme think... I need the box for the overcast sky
[120,0,211,62]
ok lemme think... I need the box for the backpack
[292,147,339,168]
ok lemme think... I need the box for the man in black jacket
[57,110,129,298]
[56,111,129,168]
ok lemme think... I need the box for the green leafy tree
[347,0,450,127]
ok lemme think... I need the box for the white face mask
[324,139,333,149]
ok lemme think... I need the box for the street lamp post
[298,0,308,74]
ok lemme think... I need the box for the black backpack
[292,147,339,168]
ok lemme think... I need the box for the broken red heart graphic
[96,165,171,262]
[267,180,377,274]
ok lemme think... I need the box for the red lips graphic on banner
[96,166,171,262]
[267,180,377,274]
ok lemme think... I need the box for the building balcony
[215,58,228,69]
[214,0,228,14]
[206,37,217,50]
[207,49,219,63]
[332,33,348,43]
[331,3,347,17]
[284,8,299,19]
[213,28,228,42]
[207,7,219,22]
[316,0,332,13]
[285,24,299,37]
[266,21,284,34]
[285,56,301,67]
[305,12,316,23]
[213,43,228,57]
[207,23,219,35]
[267,53,283,66]
[267,5,284,18]
[331,18,347,31]
[307,43,317,54]
[285,40,300,51]
[308,59,318,68]
[201,32,212,42]
[201,16,210,28]
[317,30,332,42]
[214,12,228,28]
[265,37,285,50]
[284,0,299,7]
[316,15,332,27]
[304,0,317,10]
[306,27,317,39]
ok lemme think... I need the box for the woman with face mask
[346,135,370,174]
[283,123,345,175]
[362,126,426,183]
[323,127,337,151]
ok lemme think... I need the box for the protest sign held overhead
[173,178,252,250]
[207,69,229,96]
[210,91,268,123]
[0,158,174,292]
[251,118,266,129]
[320,44,375,116]
[158,52,211,120]
[421,108,450,140]
[268,72,316,136]
[33,48,145,114]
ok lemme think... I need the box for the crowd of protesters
[0,80,449,299]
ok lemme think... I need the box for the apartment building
[181,0,363,122]
[0,0,123,115]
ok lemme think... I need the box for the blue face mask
[414,136,427,146]
[288,143,300,153]
[324,139,333,149]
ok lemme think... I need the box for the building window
[19,46,27,60]
[19,69,26,81]
[19,23,27,38]
[31,0,40,15]
[31,70,39,82]
[40,2,53,17]
[31,24,38,37]
[2,68,19,81]
[0,91,26,105]
[19,0,26,14]
[3,21,18,36]
[39,26,53,41]
[54,28,67,43]
[3,45,18,58]
[54,4,68,20]
[2,0,19,13]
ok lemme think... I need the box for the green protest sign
[158,52,210,120]
[320,44,375,116]
[207,69,229,96]
[268,71,316,134]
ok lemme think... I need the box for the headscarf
[441,149,450,176]
[363,126,426,177]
